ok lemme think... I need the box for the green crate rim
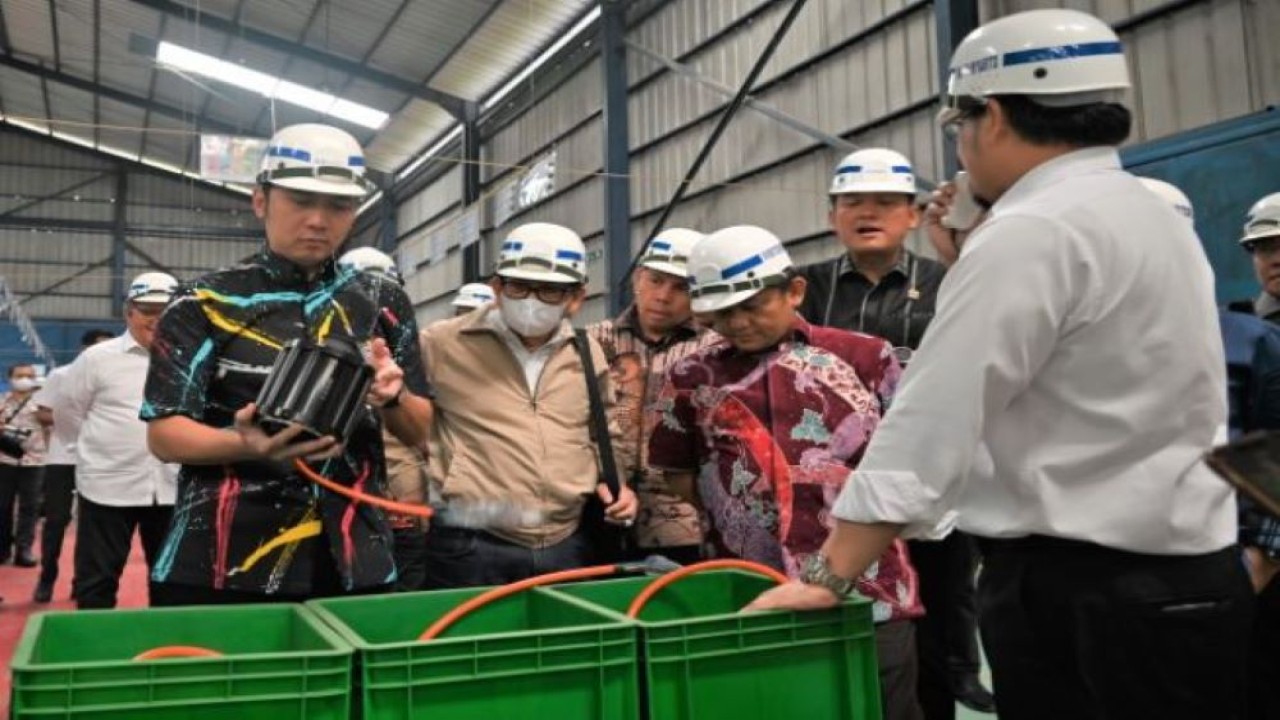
[305,586,640,652]
[10,604,353,672]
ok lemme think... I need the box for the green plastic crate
[307,586,639,720]
[10,604,353,720]
[548,570,882,720]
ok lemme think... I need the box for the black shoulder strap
[573,329,621,498]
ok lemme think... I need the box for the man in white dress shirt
[31,328,113,603]
[750,9,1252,720]
[58,272,180,608]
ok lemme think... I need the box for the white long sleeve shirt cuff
[832,469,954,540]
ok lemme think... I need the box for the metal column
[110,166,127,317]
[462,101,483,282]
[601,0,632,316]
[377,187,397,253]
[934,0,980,178]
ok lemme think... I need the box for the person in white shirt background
[30,328,114,603]
[749,9,1252,720]
[54,272,180,609]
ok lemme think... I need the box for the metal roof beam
[0,53,243,134]
[129,0,469,118]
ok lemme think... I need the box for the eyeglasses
[499,279,578,304]
[939,97,987,139]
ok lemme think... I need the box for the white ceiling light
[156,41,389,130]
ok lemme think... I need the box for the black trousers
[977,536,1253,720]
[392,526,428,591]
[908,532,982,720]
[877,619,926,720]
[0,464,43,559]
[73,497,171,609]
[38,464,75,584]
[424,526,591,589]
[1250,573,1280,720]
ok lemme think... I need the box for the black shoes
[14,549,38,567]
[953,673,997,714]
[33,579,53,603]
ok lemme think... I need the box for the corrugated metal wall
[0,127,260,321]
[396,0,1280,322]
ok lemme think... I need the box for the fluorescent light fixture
[481,6,602,113]
[396,125,463,182]
[156,40,389,130]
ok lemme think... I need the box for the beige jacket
[421,308,627,548]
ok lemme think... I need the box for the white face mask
[9,378,36,393]
[500,296,565,338]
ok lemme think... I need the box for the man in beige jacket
[421,222,637,587]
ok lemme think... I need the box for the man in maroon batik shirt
[648,225,924,720]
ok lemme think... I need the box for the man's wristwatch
[801,552,856,597]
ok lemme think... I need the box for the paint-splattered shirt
[647,319,922,623]
[141,249,431,596]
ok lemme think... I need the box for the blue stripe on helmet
[348,155,365,167]
[501,241,523,252]
[1002,41,1123,68]
[555,249,584,261]
[720,253,764,280]
[650,241,672,251]
[267,145,313,162]
[836,165,862,175]
[890,165,912,174]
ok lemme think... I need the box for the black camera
[0,426,31,459]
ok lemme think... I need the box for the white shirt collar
[991,146,1121,217]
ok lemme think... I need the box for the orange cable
[625,559,789,619]
[133,645,223,661]
[418,564,620,641]
[294,459,433,518]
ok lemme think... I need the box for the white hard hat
[829,148,917,196]
[338,246,402,285]
[452,282,496,308]
[127,271,179,304]
[688,226,794,314]
[638,228,705,278]
[258,123,372,197]
[1138,178,1194,223]
[942,8,1130,122]
[1242,192,1280,246]
[495,223,588,284]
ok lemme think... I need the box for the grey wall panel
[19,295,112,320]
[405,249,465,307]
[0,261,113,296]
[485,57,604,185]
[415,296,457,330]
[126,236,260,276]
[398,166,463,233]
[627,5,936,217]
[0,231,109,264]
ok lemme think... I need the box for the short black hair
[991,94,1131,148]
[8,363,33,378]
[81,329,114,347]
